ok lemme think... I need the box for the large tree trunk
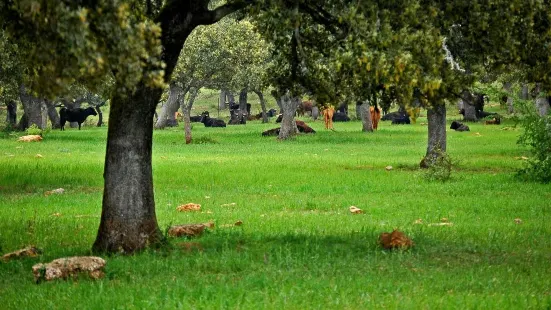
[93,85,163,253]
[182,87,199,144]
[19,85,47,130]
[44,99,60,129]
[359,101,373,132]
[421,104,447,168]
[254,90,269,123]
[278,94,300,140]
[154,84,181,129]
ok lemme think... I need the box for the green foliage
[0,1,165,97]
[422,150,455,182]
[25,124,42,136]
[517,106,551,183]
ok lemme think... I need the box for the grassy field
[0,105,550,309]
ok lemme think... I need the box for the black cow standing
[59,107,98,130]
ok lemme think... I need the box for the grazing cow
[484,117,501,125]
[370,106,381,130]
[297,100,313,116]
[322,106,335,129]
[200,112,226,127]
[59,107,97,130]
[450,121,470,131]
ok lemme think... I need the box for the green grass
[1,107,550,309]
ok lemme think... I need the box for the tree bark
[461,91,477,122]
[503,82,514,114]
[278,94,300,139]
[254,90,269,123]
[219,89,227,109]
[44,99,60,129]
[19,85,47,130]
[238,88,248,124]
[533,83,550,116]
[359,101,373,132]
[520,83,529,100]
[6,101,17,127]
[154,84,181,129]
[182,87,199,144]
[93,85,163,253]
[96,103,105,127]
[421,104,447,168]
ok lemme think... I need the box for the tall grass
[0,108,550,309]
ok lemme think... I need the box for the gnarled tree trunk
[359,101,373,132]
[6,100,17,127]
[182,87,199,144]
[238,88,248,124]
[19,85,47,130]
[219,89,227,109]
[421,104,447,168]
[503,82,514,114]
[278,94,300,140]
[44,99,60,129]
[154,83,181,129]
[254,90,269,123]
[461,91,477,122]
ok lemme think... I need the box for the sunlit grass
[0,110,550,309]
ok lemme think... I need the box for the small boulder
[2,246,42,262]
[32,256,106,282]
[168,223,212,238]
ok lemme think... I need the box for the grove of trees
[1,0,550,253]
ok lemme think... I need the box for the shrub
[25,124,43,136]
[423,150,454,182]
[516,108,551,183]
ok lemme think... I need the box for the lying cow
[450,121,470,131]
[200,112,226,127]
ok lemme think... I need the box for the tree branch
[197,0,255,26]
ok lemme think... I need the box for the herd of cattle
[47,93,503,134]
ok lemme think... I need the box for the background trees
[1,0,550,253]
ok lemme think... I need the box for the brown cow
[322,106,335,130]
[297,101,313,116]
[370,106,381,130]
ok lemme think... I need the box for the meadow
[0,104,550,309]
